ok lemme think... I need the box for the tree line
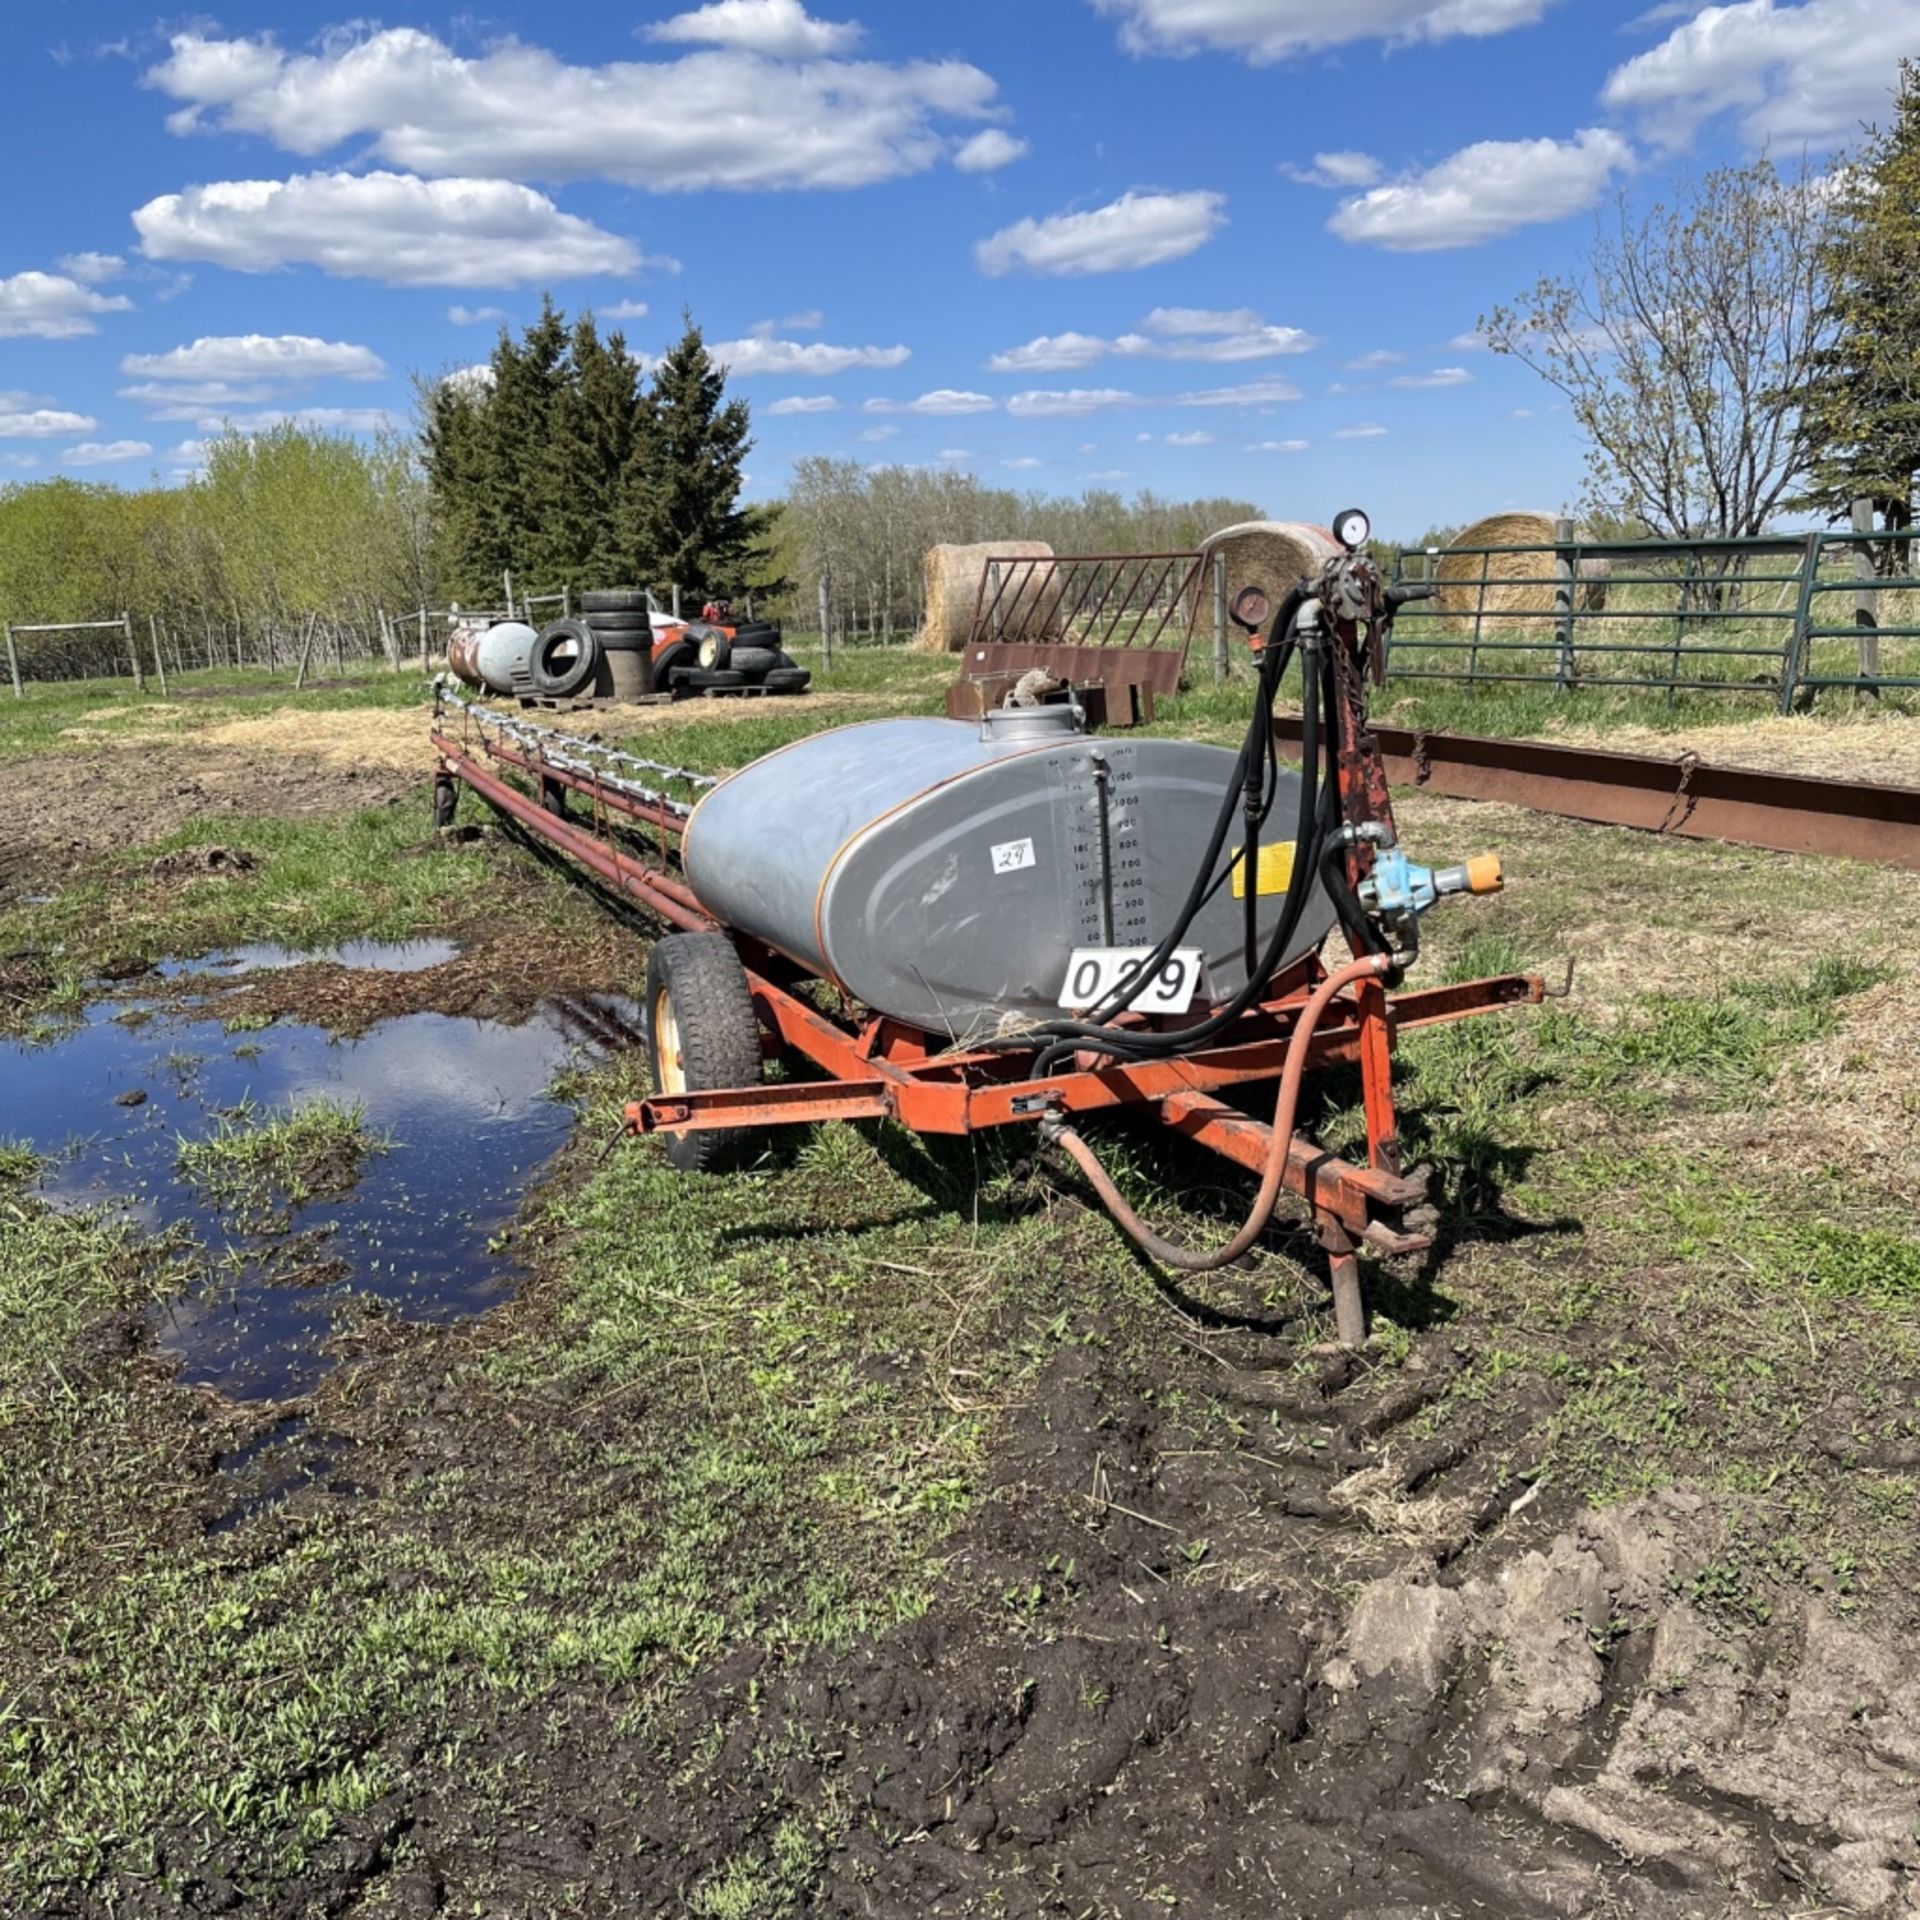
[421,300,769,607]
[1484,58,1919,560]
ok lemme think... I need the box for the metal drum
[680,711,1335,1039]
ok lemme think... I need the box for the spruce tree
[419,371,491,602]
[621,314,770,597]
[536,313,647,588]
[1799,61,1920,543]
[472,296,569,601]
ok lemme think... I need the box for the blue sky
[2,0,1916,535]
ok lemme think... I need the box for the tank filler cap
[980,700,1087,744]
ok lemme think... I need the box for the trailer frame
[431,678,1542,1342]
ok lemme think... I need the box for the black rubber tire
[591,627,652,652]
[584,610,652,633]
[685,668,746,690]
[763,667,812,694]
[530,618,599,699]
[645,933,765,1173]
[730,621,781,650]
[652,639,694,686]
[432,773,457,828]
[580,588,650,614]
[727,645,780,678]
[690,626,731,671]
[772,651,799,671]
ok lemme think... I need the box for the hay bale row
[1433,511,1611,623]
[915,541,1057,653]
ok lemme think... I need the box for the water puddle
[149,937,461,981]
[2,986,641,1399]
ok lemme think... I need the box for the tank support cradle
[430,663,1541,1347]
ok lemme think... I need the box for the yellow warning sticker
[1231,841,1295,899]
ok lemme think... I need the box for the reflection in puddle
[150,937,461,980]
[1,990,642,1400]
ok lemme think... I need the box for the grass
[178,1097,382,1213]
[5,634,1920,1909]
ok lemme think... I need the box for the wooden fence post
[420,605,430,674]
[124,613,143,692]
[1852,497,1880,686]
[3,623,20,700]
[818,572,832,672]
[148,614,170,696]
[293,610,320,690]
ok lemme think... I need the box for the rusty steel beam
[1272,718,1920,869]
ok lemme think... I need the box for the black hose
[1025,637,1335,1078]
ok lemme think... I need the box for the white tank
[681,712,1334,1042]
[475,621,540,696]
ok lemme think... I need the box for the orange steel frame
[432,692,1542,1334]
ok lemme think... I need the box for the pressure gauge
[1333,506,1371,552]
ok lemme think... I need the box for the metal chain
[434,677,716,814]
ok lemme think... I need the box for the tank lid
[979,699,1086,744]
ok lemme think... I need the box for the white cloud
[1602,0,1920,148]
[166,438,212,463]
[1006,388,1139,417]
[1164,430,1216,445]
[122,335,386,384]
[864,389,997,414]
[144,27,1001,194]
[58,251,126,283]
[976,189,1225,277]
[1448,330,1489,350]
[936,447,972,461]
[1283,151,1383,187]
[767,394,840,414]
[711,337,909,376]
[1345,348,1404,370]
[988,305,1314,372]
[1002,456,1044,469]
[135,172,639,287]
[0,406,98,438]
[1085,467,1130,481]
[119,381,276,418]
[1510,407,1535,418]
[62,440,154,466]
[780,308,826,330]
[1093,0,1552,62]
[448,303,508,326]
[1334,423,1389,438]
[646,0,861,57]
[0,271,133,339]
[1389,366,1473,387]
[1248,438,1309,451]
[955,128,1029,172]
[205,407,404,434]
[0,454,38,470]
[441,364,496,397]
[1328,129,1633,250]
[1174,377,1301,406]
[601,300,651,320]
[857,424,899,442]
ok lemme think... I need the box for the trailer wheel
[645,933,765,1173]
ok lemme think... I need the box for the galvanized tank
[476,620,539,696]
[680,711,1334,1039]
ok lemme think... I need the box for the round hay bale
[1192,520,1341,631]
[1432,512,1610,623]
[914,540,1056,653]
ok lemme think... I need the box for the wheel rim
[652,991,687,1096]
[698,633,723,668]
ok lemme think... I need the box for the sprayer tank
[680,714,1334,1040]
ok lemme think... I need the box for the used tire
[764,667,812,694]
[727,645,780,678]
[530,618,599,699]
[685,667,745,690]
[692,626,731,671]
[580,588,651,614]
[584,610,652,633]
[645,933,765,1172]
[653,638,694,684]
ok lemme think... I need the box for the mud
[194,1321,1908,1919]
[0,743,413,901]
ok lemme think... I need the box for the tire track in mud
[597,1327,1920,1920]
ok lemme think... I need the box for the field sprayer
[429,507,1542,1342]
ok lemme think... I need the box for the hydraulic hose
[1024,635,1330,1077]
[1047,952,1395,1272]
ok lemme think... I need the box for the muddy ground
[5,680,1920,1919]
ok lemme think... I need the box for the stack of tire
[575,589,658,701]
[664,617,811,698]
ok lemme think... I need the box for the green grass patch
[178,1097,381,1210]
